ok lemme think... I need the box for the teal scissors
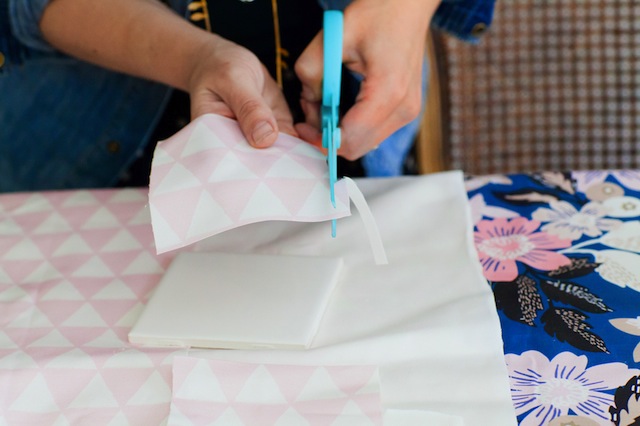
[322,10,343,238]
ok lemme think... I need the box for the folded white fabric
[190,171,517,425]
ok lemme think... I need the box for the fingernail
[252,121,275,146]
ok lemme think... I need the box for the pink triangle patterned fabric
[168,357,382,425]
[0,189,181,425]
[149,114,351,254]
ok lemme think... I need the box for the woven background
[440,0,640,174]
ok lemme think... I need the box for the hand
[41,0,296,149]
[294,0,440,160]
[188,35,297,148]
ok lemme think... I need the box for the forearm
[39,0,211,91]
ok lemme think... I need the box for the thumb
[223,75,279,148]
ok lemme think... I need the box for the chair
[417,0,640,174]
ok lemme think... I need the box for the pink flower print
[474,217,572,282]
[507,351,639,426]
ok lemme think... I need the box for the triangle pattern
[186,191,233,240]
[121,252,164,275]
[212,407,244,425]
[0,351,38,369]
[100,230,142,252]
[239,183,291,220]
[264,364,317,403]
[60,303,108,327]
[0,265,13,284]
[233,402,289,426]
[83,330,124,348]
[149,205,182,251]
[150,144,175,167]
[8,307,54,328]
[105,411,129,426]
[81,207,120,230]
[265,155,315,179]
[107,189,147,204]
[30,234,73,259]
[22,261,64,285]
[234,365,288,404]
[45,348,97,369]
[2,238,44,260]
[208,151,258,182]
[153,163,202,196]
[68,374,118,408]
[10,373,59,413]
[61,191,98,207]
[273,407,309,425]
[103,350,154,369]
[170,400,227,425]
[91,280,137,300]
[0,331,18,348]
[149,187,202,241]
[208,360,260,402]
[41,281,84,301]
[182,121,226,156]
[13,193,53,214]
[32,212,72,235]
[27,330,73,348]
[51,235,93,257]
[0,286,30,303]
[295,367,347,401]
[332,400,374,426]
[71,256,114,278]
[127,205,151,226]
[127,371,171,405]
[264,178,318,217]
[175,359,228,402]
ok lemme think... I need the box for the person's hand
[294,0,440,160]
[188,35,297,148]
[41,0,295,150]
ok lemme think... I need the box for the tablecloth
[0,172,516,425]
[466,171,640,426]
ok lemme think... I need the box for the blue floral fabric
[466,171,640,426]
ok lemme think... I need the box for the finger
[294,122,323,149]
[190,90,234,120]
[261,72,297,138]
[219,72,282,148]
[295,33,324,104]
[300,98,321,130]
[339,74,421,160]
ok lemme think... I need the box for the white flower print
[532,201,621,240]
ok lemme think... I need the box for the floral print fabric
[467,171,640,426]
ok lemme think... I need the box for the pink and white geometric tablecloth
[168,357,382,425]
[0,189,177,425]
[0,172,515,425]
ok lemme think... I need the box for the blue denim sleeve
[320,0,496,43]
[7,0,54,52]
[432,0,497,43]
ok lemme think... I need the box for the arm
[39,0,295,147]
[294,0,441,159]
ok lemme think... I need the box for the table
[4,170,640,426]
[466,171,640,426]
[0,173,516,425]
